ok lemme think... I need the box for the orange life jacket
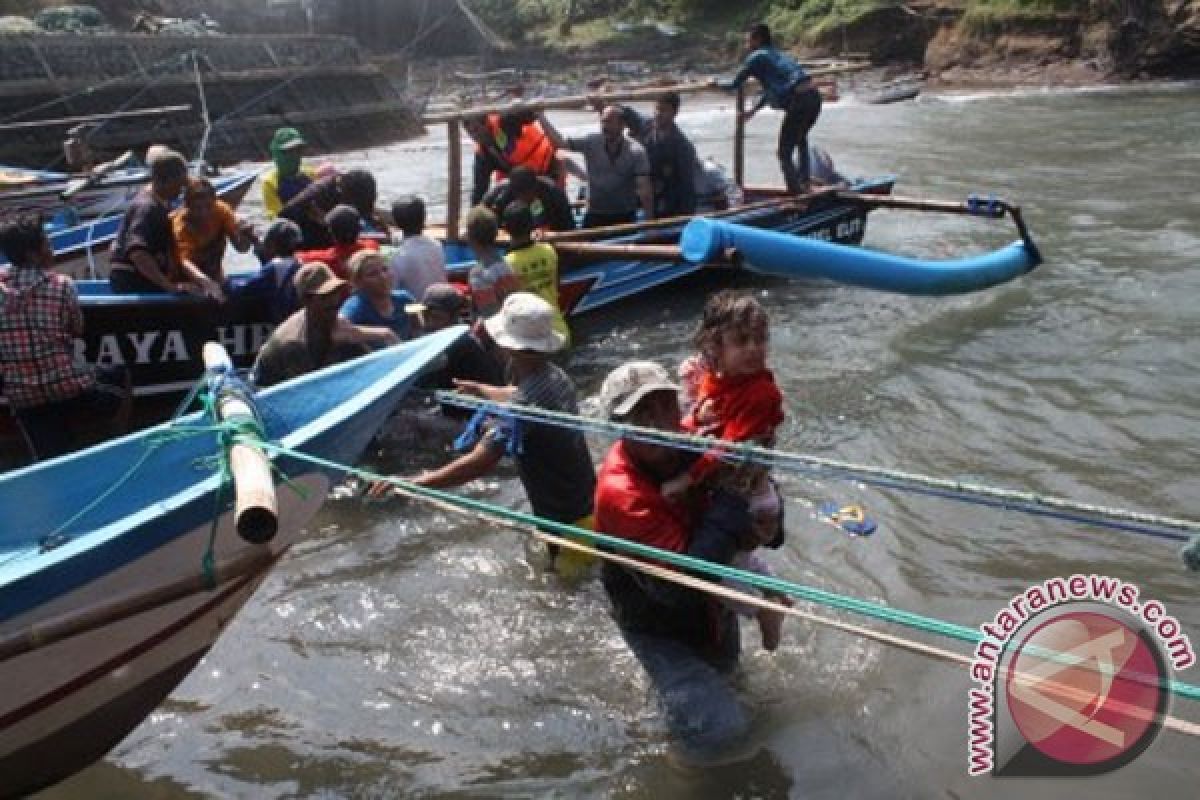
[483,114,559,181]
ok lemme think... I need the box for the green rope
[253,440,1200,704]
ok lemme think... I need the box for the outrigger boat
[0,167,260,280]
[0,327,465,798]
[6,79,1038,414]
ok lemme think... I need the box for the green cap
[270,127,306,153]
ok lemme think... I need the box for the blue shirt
[721,47,810,112]
[340,289,414,340]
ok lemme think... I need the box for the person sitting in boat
[537,106,654,228]
[465,205,519,319]
[369,292,597,580]
[502,203,570,347]
[388,195,447,301]
[261,126,315,219]
[671,290,789,651]
[253,262,398,389]
[278,168,383,249]
[465,111,565,205]
[172,177,258,284]
[107,148,224,300]
[297,205,379,281]
[407,282,504,418]
[339,250,414,342]
[593,360,751,762]
[614,91,698,219]
[712,22,823,194]
[0,215,131,462]
[481,165,576,233]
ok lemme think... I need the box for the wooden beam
[446,118,462,242]
[734,86,745,188]
[0,104,193,133]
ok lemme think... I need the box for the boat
[0,326,466,798]
[0,167,261,280]
[862,78,921,105]
[424,80,897,317]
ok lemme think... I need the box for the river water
[39,85,1200,798]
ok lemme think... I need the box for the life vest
[483,114,558,180]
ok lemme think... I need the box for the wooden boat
[425,80,895,316]
[0,167,261,280]
[863,79,921,105]
[0,327,465,797]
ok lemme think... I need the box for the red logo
[1002,610,1168,774]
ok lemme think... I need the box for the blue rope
[435,393,1197,545]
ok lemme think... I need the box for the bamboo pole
[0,104,193,133]
[446,119,462,242]
[734,86,745,188]
[833,190,1009,218]
[541,187,838,244]
[202,343,277,544]
[421,63,867,124]
[0,549,273,663]
[551,241,742,267]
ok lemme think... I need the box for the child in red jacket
[670,290,790,649]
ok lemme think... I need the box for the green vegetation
[959,0,1091,34]
[465,0,1101,50]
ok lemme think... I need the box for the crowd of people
[0,20,828,765]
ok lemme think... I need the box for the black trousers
[777,86,823,193]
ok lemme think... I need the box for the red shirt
[595,440,693,555]
[297,238,379,281]
[682,368,784,483]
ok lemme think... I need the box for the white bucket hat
[598,361,680,420]
[484,292,566,353]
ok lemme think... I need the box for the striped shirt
[485,362,596,523]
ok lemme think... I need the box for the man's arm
[535,110,570,152]
[636,175,655,221]
[677,137,698,215]
[128,249,182,293]
[411,437,504,489]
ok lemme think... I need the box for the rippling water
[40,84,1200,798]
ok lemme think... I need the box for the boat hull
[0,329,465,797]
[0,170,259,280]
[449,177,895,316]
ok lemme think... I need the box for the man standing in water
[261,127,314,219]
[593,361,751,762]
[370,292,596,580]
[714,22,823,194]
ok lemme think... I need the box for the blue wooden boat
[0,327,463,797]
[0,167,260,279]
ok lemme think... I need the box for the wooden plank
[446,119,462,242]
[0,105,193,132]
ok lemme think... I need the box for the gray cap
[598,361,680,420]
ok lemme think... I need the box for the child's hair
[694,290,769,359]
[501,201,535,241]
[391,195,426,236]
[466,205,498,247]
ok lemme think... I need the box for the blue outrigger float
[0,328,464,797]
